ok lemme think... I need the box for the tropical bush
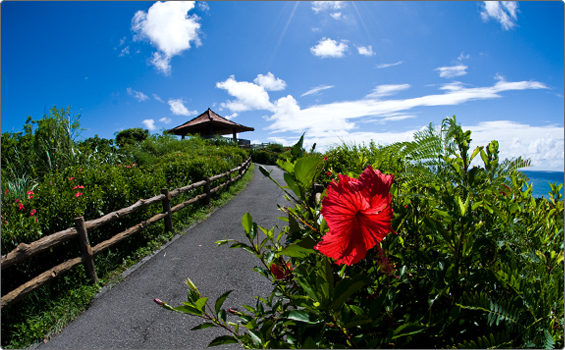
[155,116,564,348]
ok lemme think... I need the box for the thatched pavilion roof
[165,108,254,140]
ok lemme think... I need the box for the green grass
[1,163,255,349]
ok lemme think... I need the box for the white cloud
[168,99,198,116]
[467,121,563,170]
[225,113,238,120]
[312,1,345,13]
[330,12,342,20]
[119,46,130,57]
[197,1,209,11]
[435,65,468,78]
[357,45,375,56]
[458,52,470,61]
[142,119,156,130]
[127,87,149,101]
[310,37,348,58]
[312,27,321,32]
[119,36,127,46]
[480,1,519,30]
[365,84,411,99]
[286,121,563,171]
[159,117,172,124]
[301,84,335,97]
[376,61,403,69]
[131,1,201,75]
[216,75,275,112]
[253,72,287,91]
[265,77,548,136]
[153,94,164,103]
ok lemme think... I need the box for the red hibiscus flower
[315,166,395,266]
[18,203,25,211]
[68,177,75,181]
[30,209,37,216]
[73,185,84,190]
[75,192,83,198]
[324,156,329,161]
[270,261,292,279]
[326,171,332,176]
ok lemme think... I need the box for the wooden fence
[0,157,252,309]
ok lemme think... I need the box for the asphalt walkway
[37,164,290,349]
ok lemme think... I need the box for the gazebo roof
[165,108,254,137]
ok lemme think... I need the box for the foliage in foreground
[155,116,564,348]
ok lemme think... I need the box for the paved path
[37,164,290,349]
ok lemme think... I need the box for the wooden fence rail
[0,157,252,309]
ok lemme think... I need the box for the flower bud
[153,298,164,306]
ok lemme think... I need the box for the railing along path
[0,157,252,309]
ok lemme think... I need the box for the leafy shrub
[155,116,564,349]
[115,127,149,147]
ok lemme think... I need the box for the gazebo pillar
[181,134,185,140]
[232,127,237,142]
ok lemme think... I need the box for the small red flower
[326,171,331,176]
[125,165,131,168]
[178,153,181,156]
[15,199,20,203]
[75,192,83,198]
[4,189,9,195]
[68,177,75,181]
[133,163,137,167]
[270,261,292,279]
[27,190,34,199]
[18,203,25,211]
[118,164,122,167]
[315,166,395,266]
[73,185,84,190]
[30,209,37,217]
[324,156,329,161]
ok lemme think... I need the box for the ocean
[519,170,564,199]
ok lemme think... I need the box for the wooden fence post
[204,177,211,205]
[161,188,173,233]
[74,217,98,284]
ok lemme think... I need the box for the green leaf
[302,336,319,349]
[248,329,263,346]
[242,212,252,234]
[218,309,227,324]
[294,156,321,187]
[195,297,209,312]
[175,305,202,316]
[332,275,371,311]
[208,335,239,347]
[391,323,426,339]
[470,146,483,162]
[291,133,305,159]
[253,266,269,278]
[191,323,215,331]
[259,165,271,177]
[282,310,322,324]
[281,242,316,258]
[215,290,233,314]
[284,172,301,197]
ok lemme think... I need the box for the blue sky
[2,1,563,170]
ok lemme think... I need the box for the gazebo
[165,108,254,142]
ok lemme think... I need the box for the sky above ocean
[2,1,563,171]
